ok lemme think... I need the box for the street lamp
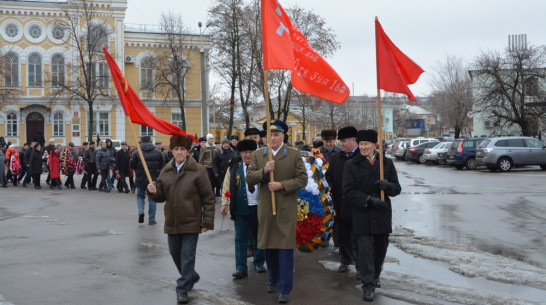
[198,21,209,137]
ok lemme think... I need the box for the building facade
[0,0,210,147]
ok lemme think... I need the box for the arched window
[88,25,108,53]
[7,113,17,136]
[53,112,64,136]
[28,53,42,87]
[140,58,154,91]
[5,53,18,87]
[51,55,65,87]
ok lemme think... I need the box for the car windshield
[432,143,444,149]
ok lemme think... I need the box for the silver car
[476,136,546,172]
[423,142,452,164]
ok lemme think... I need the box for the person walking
[83,141,98,190]
[246,119,308,304]
[190,137,205,163]
[221,139,266,280]
[325,126,359,274]
[199,134,216,194]
[48,145,62,189]
[5,144,20,186]
[343,129,401,302]
[213,139,236,196]
[96,141,111,192]
[105,139,116,190]
[130,136,164,225]
[44,139,56,185]
[115,141,131,193]
[79,142,89,189]
[29,144,43,189]
[21,142,35,187]
[147,134,215,304]
[63,143,77,189]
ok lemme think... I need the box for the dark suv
[446,137,486,169]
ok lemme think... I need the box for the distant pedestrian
[0,150,6,187]
[63,143,77,189]
[83,141,98,190]
[96,141,111,192]
[79,142,89,189]
[199,134,216,194]
[213,139,236,196]
[29,144,43,189]
[115,141,131,193]
[49,145,62,189]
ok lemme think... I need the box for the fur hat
[222,139,230,145]
[337,126,357,139]
[68,142,74,147]
[244,128,260,136]
[140,135,151,143]
[170,134,192,150]
[120,141,127,146]
[82,142,89,146]
[320,129,337,140]
[357,129,378,143]
[236,139,258,152]
[259,130,267,138]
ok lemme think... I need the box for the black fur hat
[337,126,357,139]
[244,128,261,136]
[236,139,258,152]
[356,129,378,143]
[320,129,337,140]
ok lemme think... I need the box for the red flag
[375,19,424,102]
[103,47,197,143]
[261,0,349,104]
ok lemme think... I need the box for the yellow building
[0,0,210,147]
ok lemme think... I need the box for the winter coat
[95,148,111,171]
[83,147,96,164]
[342,153,401,235]
[63,148,77,175]
[325,149,357,220]
[23,148,32,166]
[130,143,164,188]
[246,144,308,249]
[0,152,6,185]
[212,147,236,176]
[106,143,116,167]
[147,156,215,234]
[29,149,43,175]
[48,151,61,179]
[190,146,200,163]
[199,144,216,168]
[115,149,130,173]
[5,148,19,165]
[319,144,342,165]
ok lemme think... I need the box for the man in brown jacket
[247,119,307,304]
[147,134,215,304]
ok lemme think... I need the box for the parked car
[476,137,546,172]
[388,138,409,155]
[406,141,443,164]
[393,141,409,160]
[408,137,439,149]
[423,142,452,164]
[446,137,486,169]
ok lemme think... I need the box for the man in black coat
[212,139,236,196]
[83,141,98,190]
[115,141,131,193]
[325,126,359,274]
[318,129,341,164]
[342,129,401,302]
[130,135,164,225]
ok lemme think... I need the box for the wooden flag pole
[127,118,153,184]
[263,71,277,216]
[376,89,385,201]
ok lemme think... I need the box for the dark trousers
[98,170,108,190]
[116,171,129,191]
[265,249,294,295]
[356,234,389,286]
[234,210,264,272]
[168,233,200,294]
[85,164,98,189]
[32,173,41,187]
[64,174,75,188]
[205,167,215,193]
[81,169,88,188]
[338,217,355,265]
[22,166,32,184]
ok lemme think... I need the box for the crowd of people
[2,122,401,303]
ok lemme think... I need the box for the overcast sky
[125,0,546,99]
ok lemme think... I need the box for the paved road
[1,158,545,305]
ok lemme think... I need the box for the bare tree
[291,94,322,143]
[429,55,473,138]
[471,45,546,136]
[47,0,113,141]
[0,49,21,106]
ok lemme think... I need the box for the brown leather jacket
[148,156,215,234]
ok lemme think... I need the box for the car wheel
[540,165,546,170]
[465,157,477,170]
[487,166,497,172]
[497,157,512,172]
[455,164,464,170]
[438,159,446,165]
[418,154,426,164]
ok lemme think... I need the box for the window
[462,140,475,148]
[28,54,42,87]
[53,113,64,136]
[140,58,154,91]
[525,139,544,148]
[7,113,17,136]
[507,138,526,148]
[51,55,65,87]
[88,25,108,53]
[525,77,539,96]
[171,113,183,129]
[5,23,18,38]
[88,62,109,89]
[5,53,18,87]
[93,112,110,136]
[141,125,154,137]
[495,140,508,147]
[52,23,65,40]
[28,24,42,39]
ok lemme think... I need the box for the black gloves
[366,195,388,209]
[375,180,391,194]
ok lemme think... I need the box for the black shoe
[50,184,54,189]
[278,294,290,303]
[124,189,130,193]
[176,292,189,304]
[138,214,144,223]
[189,273,200,291]
[372,279,381,288]
[255,265,267,273]
[232,270,248,279]
[71,186,76,189]
[267,284,277,293]
[22,183,27,187]
[104,188,110,193]
[46,180,50,185]
[362,286,375,302]
[337,264,348,273]
[89,187,97,191]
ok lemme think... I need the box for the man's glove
[375,180,391,194]
[366,195,388,209]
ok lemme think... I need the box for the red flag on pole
[103,46,197,143]
[261,0,349,104]
[375,19,424,102]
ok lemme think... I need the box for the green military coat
[246,144,307,249]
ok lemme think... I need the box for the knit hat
[206,134,214,140]
[222,139,230,145]
[170,134,192,150]
[337,126,357,139]
[236,139,258,152]
[320,129,337,140]
[356,129,378,143]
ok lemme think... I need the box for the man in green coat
[246,119,307,304]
